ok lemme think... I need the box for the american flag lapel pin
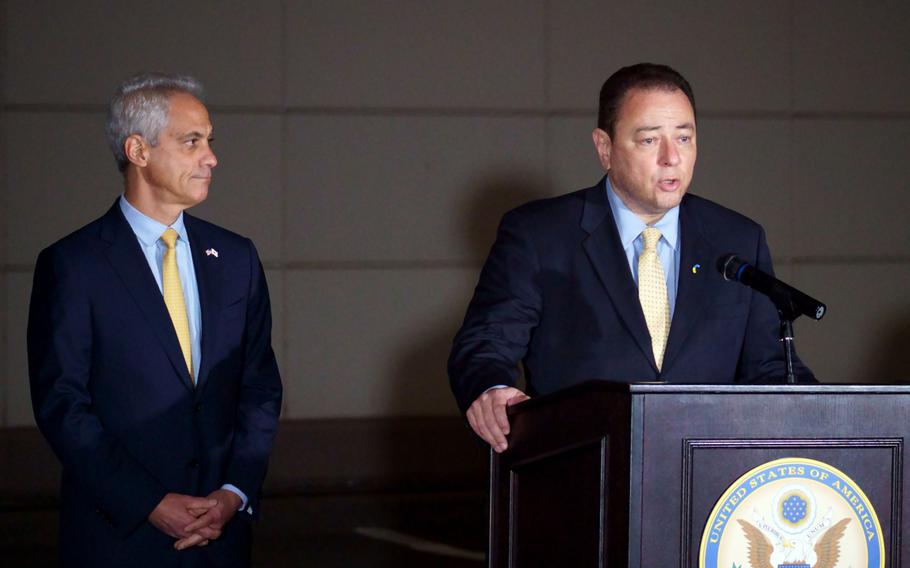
[205,248,219,258]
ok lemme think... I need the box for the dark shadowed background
[2,1,909,565]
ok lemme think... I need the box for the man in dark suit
[449,63,812,453]
[27,73,282,566]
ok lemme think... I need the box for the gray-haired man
[28,73,282,567]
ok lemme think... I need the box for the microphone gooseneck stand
[778,309,797,384]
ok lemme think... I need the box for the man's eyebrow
[177,129,211,140]
[633,123,695,134]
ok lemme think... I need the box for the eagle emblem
[737,518,850,568]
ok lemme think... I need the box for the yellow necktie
[161,228,194,382]
[638,227,670,370]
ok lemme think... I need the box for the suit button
[193,402,202,413]
[188,458,199,469]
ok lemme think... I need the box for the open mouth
[658,178,680,191]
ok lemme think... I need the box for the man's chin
[181,188,209,209]
[657,187,686,207]
[640,196,684,221]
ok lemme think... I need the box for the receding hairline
[610,86,696,130]
[156,93,214,138]
[616,84,694,109]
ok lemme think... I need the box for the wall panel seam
[5,104,910,122]
[1,0,9,427]
[278,0,290,417]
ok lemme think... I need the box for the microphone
[717,254,826,321]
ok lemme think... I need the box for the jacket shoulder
[39,214,109,259]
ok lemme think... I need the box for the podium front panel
[638,387,907,567]
[680,439,900,567]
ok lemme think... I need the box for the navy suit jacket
[28,201,282,567]
[449,179,813,413]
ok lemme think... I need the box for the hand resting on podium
[466,387,530,453]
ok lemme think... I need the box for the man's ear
[592,128,612,172]
[124,135,148,168]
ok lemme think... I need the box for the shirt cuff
[221,484,252,514]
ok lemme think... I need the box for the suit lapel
[186,215,222,392]
[99,201,194,391]
[580,183,657,369]
[662,197,713,372]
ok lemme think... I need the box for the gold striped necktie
[160,228,194,382]
[638,227,670,371]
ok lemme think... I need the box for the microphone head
[717,254,745,281]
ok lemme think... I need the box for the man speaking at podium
[448,63,813,452]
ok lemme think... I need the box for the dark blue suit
[28,201,282,567]
[449,179,812,412]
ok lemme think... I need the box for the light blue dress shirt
[119,195,249,512]
[605,177,680,318]
[119,196,201,377]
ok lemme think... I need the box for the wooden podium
[489,381,910,567]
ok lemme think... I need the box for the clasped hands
[148,489,241,550]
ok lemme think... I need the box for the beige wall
[2,0,910,427]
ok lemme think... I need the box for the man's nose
[659,138,680,166]
[202,146,218,169]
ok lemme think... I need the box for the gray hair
[105,72,205,173]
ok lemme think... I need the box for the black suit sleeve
[448,209,542,413]
[27,246,167,537]
[222,239,283,513]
